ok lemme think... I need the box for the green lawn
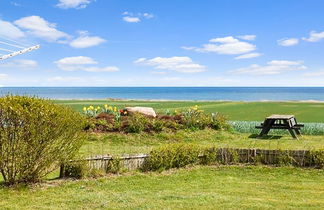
[81,129,324,156]
[1,166,323,209]
[55,100,324,122]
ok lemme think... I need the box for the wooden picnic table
[255,115,304,139]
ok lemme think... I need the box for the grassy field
[55,100,324,122]
[80,130,324,156]
[1,166,323,209]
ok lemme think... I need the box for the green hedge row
[142,144,324,171]
[63,145,324,179]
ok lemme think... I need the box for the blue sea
[0,87,324,101]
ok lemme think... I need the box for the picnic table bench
[255,115,304,139]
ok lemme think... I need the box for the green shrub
[182,113,210,130]
[62,161,89,179]
[0,96,87,184]
[62,161,105,179]
[106,158,121,173]
[142,144,201,171]
[162,120,181,130]
[151,119,164,132]
[88,106,232,133]
[123,113,149,133]
[309,150,324,168]
[211,113,231,131]
[142,144,324,172]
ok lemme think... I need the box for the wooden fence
[60,148,322,177]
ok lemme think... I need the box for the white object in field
[0,45,40,60]
[125,107,157,117]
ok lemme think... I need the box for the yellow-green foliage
[142,144,324,172]
[142,144,201,171]
[63,161,105,179]
[0,96,87,184]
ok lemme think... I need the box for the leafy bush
[142,144,324,172]
[0,96,87,184]
[142,144,201,171]
[106,158,121,174]
[151,119,165,132]
[62,161,105,179]
[123,113,149,133]
[211,113,231,131]
[86,104,231,133]
[62,161,89,179]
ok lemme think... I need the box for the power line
[0,36,30,47]
[0,48,14,53]
[0,41,25,49]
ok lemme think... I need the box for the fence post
[59,164,65,178]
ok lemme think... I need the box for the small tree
[0,96,86,184]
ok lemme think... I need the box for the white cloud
[81,66,119,72]
[14,16,70,42]
[143,13,154,19]
[209,36,238,43]
[56,0,92,9]
[151,71,167,75]
[232,60,307,75]
[303,70,324,77]
[302,31,324,42]
[123,16,141,23]
[134,56,206,73]
[237,35,256,41]
[278,38,299,46]
[122,12,154,23]
[11,2,21,7]
[183,36,256,55]
[55,56,119,72]
[0,59,38,68]
[234,53,261,59]
[0,19,25,39]
[0,74,8,80]
[161,77,181,81]
[48,76,82,82]
[55,56,96,70]
[181,46,195,50]
[69,32,106,48]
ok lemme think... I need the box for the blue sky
[0,0,324,86]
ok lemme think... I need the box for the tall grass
[231,121,324,135]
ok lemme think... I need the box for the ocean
[0,87,324,101]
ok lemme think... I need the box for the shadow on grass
[248,134,283,140]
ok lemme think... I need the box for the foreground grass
[55,100,324,122]
[0,166,323,209]
[80,129,324,156]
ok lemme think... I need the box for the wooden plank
[266,114,294,120]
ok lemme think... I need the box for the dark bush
[0,96,87,184]
[62,161,89,179]
[62,161,105,179]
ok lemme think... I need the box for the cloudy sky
[0,0,324,86]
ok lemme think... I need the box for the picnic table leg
[294,128,301,135]
[283,120,298,139]
[288,129,298,139]
[259,119,275,137]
